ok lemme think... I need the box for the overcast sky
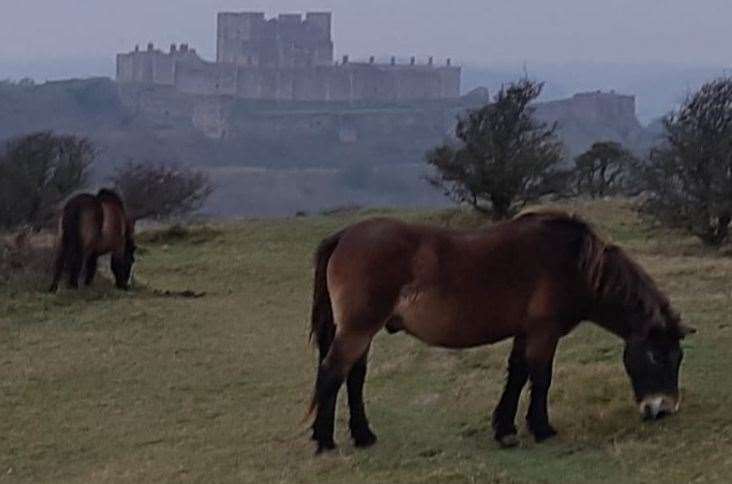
[1,0,731,70]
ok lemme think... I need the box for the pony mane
[518,209,673,333]
[592,245,672,325]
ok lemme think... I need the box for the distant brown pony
[49,189,136,292]
[307,211,696,453]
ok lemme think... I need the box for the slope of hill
[1,200,730,482]
[0,78,661,216]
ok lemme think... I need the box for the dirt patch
[151,289,206,299]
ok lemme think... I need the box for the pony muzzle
[639,394,679,420]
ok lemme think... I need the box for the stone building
[117,12,461,102]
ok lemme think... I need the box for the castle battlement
[117,12,461,102]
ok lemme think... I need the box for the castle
[116,12,461,102]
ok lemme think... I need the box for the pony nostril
[640,396,677,420]
[641,403,655,421]
[640,397,663,420]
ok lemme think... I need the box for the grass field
[1,200,731,483]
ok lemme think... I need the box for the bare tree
[640,77,732,247]
[426,79,566,219]
[111,161,214,221]
[0,132,94,230]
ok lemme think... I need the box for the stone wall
[117,46,461,101]
[117,11,460,102]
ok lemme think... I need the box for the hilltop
[0,78,660,216]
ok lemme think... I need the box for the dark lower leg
[492,337,529,446]
[110,255,127,289]
[84,255,98,286]
[526,361,557,442]
[347,352,376,447]
[49,249,65,292]
[67,251,82,289]
[311,364,344,453]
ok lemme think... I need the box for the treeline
[427,77,732,247]
[0,132,213,231]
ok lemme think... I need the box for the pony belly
[394,289,508,348]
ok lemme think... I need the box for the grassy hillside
[1,200,731,483]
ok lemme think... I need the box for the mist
[2,1,730,68]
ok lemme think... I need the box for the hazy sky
[1,0,731,69]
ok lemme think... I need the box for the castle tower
[216,11,334,68]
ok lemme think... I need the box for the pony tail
[306,229,344,418]
[49,201,83,291]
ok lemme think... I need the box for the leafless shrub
[110,161,214,221]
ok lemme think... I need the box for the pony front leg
[525,333,559,442]
[110,254,129,290]
[492,335,529,447]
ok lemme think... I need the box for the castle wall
[116,54,134,83]
[117,11,461,102]
[535,91,640,134]
[152,55,175,85]
[175,61,237,97]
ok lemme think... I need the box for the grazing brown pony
[49,189,136,292]
[307,211,695,453]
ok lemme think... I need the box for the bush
[640,77,732,247]
[111,161,214,221]
[573,141,637,198]
[426,79,566,219]
[0,132,94,230]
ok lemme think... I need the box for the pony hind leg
[84,254,99,286]
[49,246,66,292]
[525,332,560,442]
[347,346,377,447]
[492,335,529,447]
[311,330,373,454]
[66,248,84,289]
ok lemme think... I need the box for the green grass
[1,200,731,483]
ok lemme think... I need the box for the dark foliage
[640,77,732,247]
[111,161,214,221]
[426,79,566,219]
[573,141,637,198]
[0,132,94,230]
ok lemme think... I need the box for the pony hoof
[353,429,377,448]
[315,441,337,455]
[497,434,519,448]
[532,426,558,443]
